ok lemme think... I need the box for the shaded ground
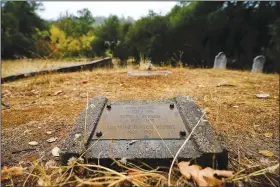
[1,68,279,170]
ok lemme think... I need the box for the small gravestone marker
[252,55,265,73]
[213,52,227,69]
[60,96,228,169]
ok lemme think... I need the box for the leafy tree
[49,25,67,57]
[125,13,171,65]
[76,8,95,35]
[114,22,133,66]
[266,18,280,73]
[1,1,48,58]
[1,1,279,72]
[91,16,121,57]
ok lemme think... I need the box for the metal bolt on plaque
[96,131,103,137]
[170,103,174,109]
[106,104,111,110]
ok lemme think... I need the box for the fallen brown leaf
[259,150,274,157]
[53,90,63,96]
[177,162,201,179]
[81,80,88,84]
[1,166,24,181]
[256,93,270,98]
[178,161,233,187]
[264,132,273,138]
[216,81,235,87]
[31,89,40,95]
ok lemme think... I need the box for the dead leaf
[46,131,53,135]
[52,147,60,157]
[217,81,235,87]
[53,90,63,96]
[214,170,234,178]
[256,93,270,99]
[259,150,274,157]
[1,166,24,181]
[178,162,201,179]
[81,80,88,84]
[31,89,40,95]
[80,93,87,98]
[178,161,233,187]
[29,141,39,146]
[2,90,12,97]
[264,132,273,138]
[46,137,58,143]
[23,129,31,135]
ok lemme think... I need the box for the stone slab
[60,96,228,169]
[127,70,172,76]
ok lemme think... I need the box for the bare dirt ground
[1,67,279,185]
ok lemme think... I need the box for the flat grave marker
[60,96,228,169]
[127,70,172,76]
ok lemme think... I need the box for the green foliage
[266,18,280,73]
[56,8,94,37]
[91,16,121,57]
[1,2,48,58]
[124,13,171,64]
[49,9,96,57]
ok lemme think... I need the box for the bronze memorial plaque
[95,104,187,139]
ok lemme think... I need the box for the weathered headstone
[60,96,228,169]
[127,70,172,76]
[213,52,227,69]
[252,55,266,73]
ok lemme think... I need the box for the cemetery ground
[1,64,279,186]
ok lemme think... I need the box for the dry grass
[1,58,101,77]
[1,65,279,186]
[3,147,279,187]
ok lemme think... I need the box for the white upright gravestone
[213,52,227,69]
[252,55,265,73]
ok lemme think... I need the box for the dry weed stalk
[168,112,205,186]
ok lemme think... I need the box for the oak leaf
[178,161,233,187]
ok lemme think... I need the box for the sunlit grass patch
[1,58,101,77]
